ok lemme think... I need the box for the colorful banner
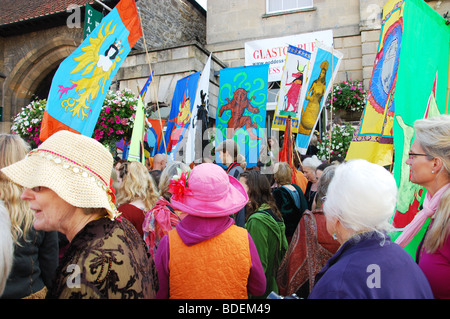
[245,30,333,82]
[389,0,449,258]
[215,65,269,168]
[272,45,311,132]
[295,42,343,154]
[157,72,200,157]
[146,119,165,157]
[184,54,211,164]
[40,0,142,141]
[345,0,402,166]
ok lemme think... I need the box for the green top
[245,203,288,298]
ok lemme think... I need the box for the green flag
[83,4,103,40]
[391,0,449,258]
[128,97,145,163]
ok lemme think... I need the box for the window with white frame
[267,0,314,14]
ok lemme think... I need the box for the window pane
[267,0,313,13]
[283,0,298,11]
[268,0,282,12]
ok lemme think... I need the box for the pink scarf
[395,183,450,248]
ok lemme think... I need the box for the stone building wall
[136,0,206,49]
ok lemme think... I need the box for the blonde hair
[116,161,159,211]
[273,161,292,185]
[0,134,34,245]
[0,200,14,295]
[414,115,450,253]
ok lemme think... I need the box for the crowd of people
[0,114,448,299]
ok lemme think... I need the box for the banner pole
[137,8,168,156]
[328,45,334,162]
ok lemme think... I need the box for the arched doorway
[2,37,81,126]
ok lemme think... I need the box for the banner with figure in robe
[389,0,449,258]
[40,0,142,141]
[157,72,200,158]
[295,42,343,154]
[345,0,403,166]
[272,45,311,132]
[216,65,269,168]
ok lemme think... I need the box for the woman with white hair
[308,159,433,299]
[302,155,323,210]
[396,115,450,299]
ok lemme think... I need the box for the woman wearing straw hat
[1,130,157,299]
[154,163,266,299]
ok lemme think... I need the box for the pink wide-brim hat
[170,163,248,217]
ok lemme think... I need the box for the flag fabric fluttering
[184,54,211,165]
[387,0,449,258]
[272,45,311,133]
[345,0,401,166]
[146,119,165,157]
[215,64,269,168]
[140,71,154,99]
[278,117,296,184]
[295,41,342,154]
[157,72,200,157]
[127,96,146,163]
[40,0,142,142]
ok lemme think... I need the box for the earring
[332,233,338,241]
[432,170,435,174]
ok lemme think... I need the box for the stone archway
[2,37,81,125]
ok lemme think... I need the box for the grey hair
[414,115,450,253]
[302,155,322,169]
[315,164,337,208]
[159,161,190,201]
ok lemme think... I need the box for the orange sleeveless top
[168,225,251,299]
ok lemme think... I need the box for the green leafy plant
[326,80,366,112]
[317,123,356,161]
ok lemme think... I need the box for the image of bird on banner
[40,0,142,141]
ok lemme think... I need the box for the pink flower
[168,171,192,201]
[116,130,124,135]
[105,106,111,114]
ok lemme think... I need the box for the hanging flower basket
[317,123,356,161]
[326,80,367,113]
[10,89,139,149]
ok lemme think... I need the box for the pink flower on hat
[168,170,192,201]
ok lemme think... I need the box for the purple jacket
[155,215,266,299]
[308,232,434,299]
